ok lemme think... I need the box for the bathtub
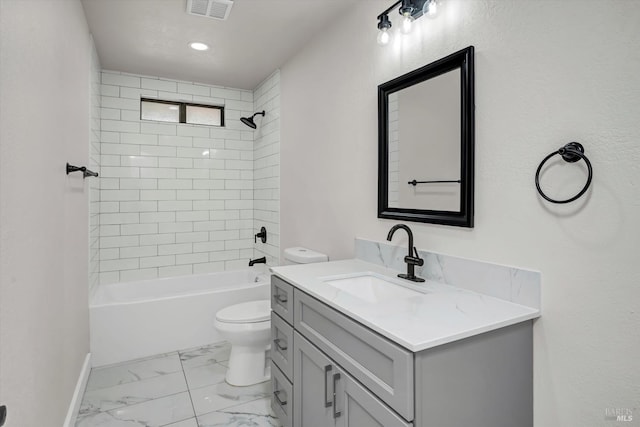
[90,269,270,367]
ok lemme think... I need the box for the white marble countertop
[270,259,540,352]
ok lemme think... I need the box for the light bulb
[377,28,392,45]
[423,0,438,17]
[400,14,414,34]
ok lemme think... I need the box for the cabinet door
[335,367,413,427]
[293,331,337,427]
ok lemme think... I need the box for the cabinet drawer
[271,312,294,381]
[271,361,292,427]
[271,275,294,325]
[294,290,414,421]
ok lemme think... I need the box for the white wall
[97,71,256,284]
[0,0,92,425]
[281,1,640,425]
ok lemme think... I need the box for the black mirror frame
[378,46,475,228]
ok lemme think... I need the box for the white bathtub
[90,269,270,367]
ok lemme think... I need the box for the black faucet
[386,224,425,282]
[249,256,266,266]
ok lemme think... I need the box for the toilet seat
[215,300,270,324]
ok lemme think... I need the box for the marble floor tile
[86,353,182,391]
[165,418,199,427]
[180,342,231,370]
[76,342,280,427]
[183,362,227,390]
[197,398,282,427]
[79,371,188,417]
[77,392,193,427]
[76,412,147,427]
[189,380,271,416]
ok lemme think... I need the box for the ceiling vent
[186,0,233,21]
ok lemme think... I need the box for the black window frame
[140,98,225,127]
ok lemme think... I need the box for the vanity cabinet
[294,330,411,427]
[271,277,295,427]
[271,275,534,427]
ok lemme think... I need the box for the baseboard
[62,353,91,427]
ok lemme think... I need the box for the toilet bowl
[214,300,271,386]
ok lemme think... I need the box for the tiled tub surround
[253,71,281,266]
[98,70,271,284]
[76,341,282,427]
[89,38,101,296]
[90,269,270,367]
[355,237,541,310]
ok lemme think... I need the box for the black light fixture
[376,0,439,45]
[377,14,393,45]
[378,13,391,46]
[398,0,415,34]
[240,110,265,129]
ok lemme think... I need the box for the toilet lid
[216,300,271,323]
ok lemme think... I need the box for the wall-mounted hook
[66,163,98,178]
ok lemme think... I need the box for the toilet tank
[283,247,328,265]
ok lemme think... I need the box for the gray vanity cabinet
[293,331,338,427]
[294,331,411,427]
[272,275,534,427]
[271,278,295,427]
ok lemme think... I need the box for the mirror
[378,46,474,227]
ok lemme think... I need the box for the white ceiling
[82,0,359,90]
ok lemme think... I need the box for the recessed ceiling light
[189,42,209,51]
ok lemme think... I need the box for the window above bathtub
[141,98,224,127]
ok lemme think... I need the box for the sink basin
[321,272,428,304]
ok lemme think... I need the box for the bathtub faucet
[249,256,266,266]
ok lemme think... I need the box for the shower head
[240,111,265,129]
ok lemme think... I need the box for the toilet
[214,247,328,386]
[215,299,272,386]
[282,247,329,265]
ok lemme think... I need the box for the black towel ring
[535,142,593,204]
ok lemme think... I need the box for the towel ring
[535,142,593,204]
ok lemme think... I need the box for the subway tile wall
[253,71,280,265]
[98,70,279,284]
[89,39,101,296]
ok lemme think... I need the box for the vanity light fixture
[399,0,415,34]
[424,0,438,17]
[376,0,438,44]
[377,14,393,45]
